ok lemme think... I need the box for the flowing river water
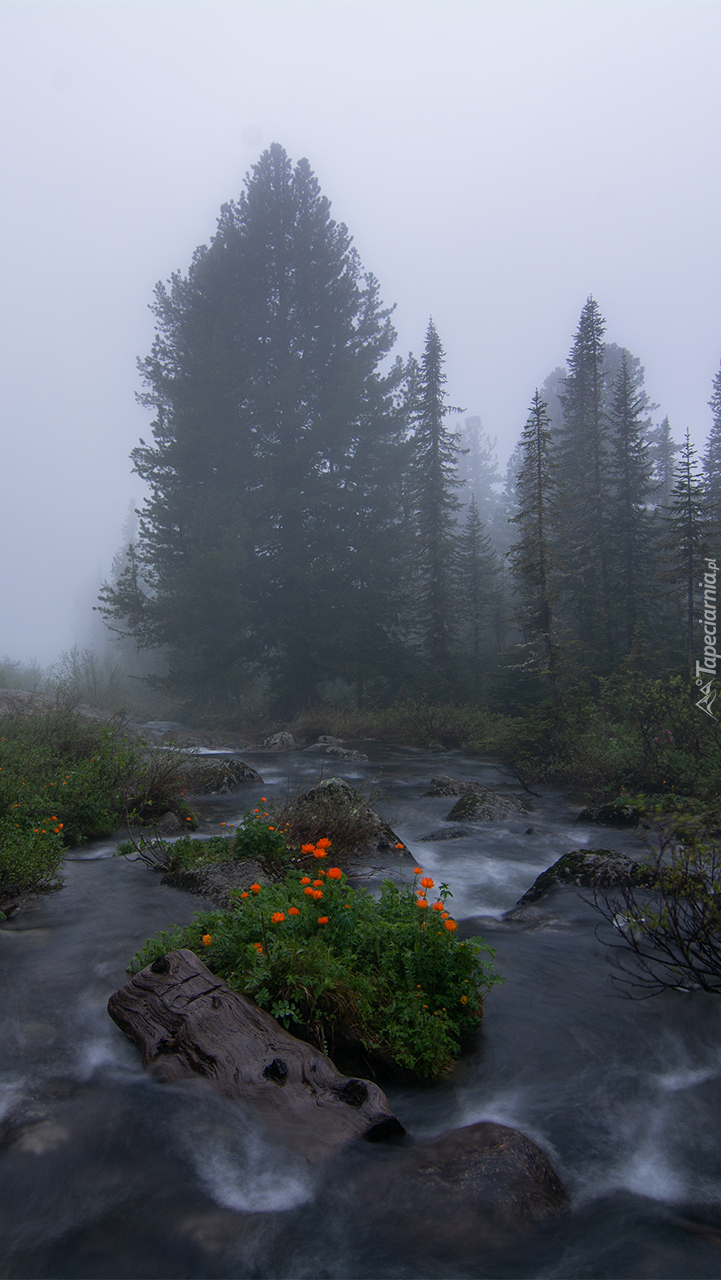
[3,744,721,1278]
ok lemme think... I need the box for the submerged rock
[515,848,658,906]
[323,745,369,761]
[424,775,487,797]
[419,825,476,841]
[259,732,296,751]
[447,790,529,822]
[351,1120,567,1258]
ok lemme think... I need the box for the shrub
[131,866,502,1079]
[0,706,191,902]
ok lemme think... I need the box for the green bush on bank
[131,865,501,1080]
[0,706,192,903]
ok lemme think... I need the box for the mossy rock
[181,758,263,794]
[575,802,640,828]
[517,849,658,905]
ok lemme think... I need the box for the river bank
[2,743,721,1277]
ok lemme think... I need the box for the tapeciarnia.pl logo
[696,557,718,718]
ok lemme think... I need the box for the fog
[1,0,719,663]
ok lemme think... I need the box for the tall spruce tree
[457,495,499,698]
[556,297,612,666]
[649,416,679,510]
[412,319,462,683]
[509,391,560,695]
[99,145,408,714]
[664,429,711,667]
[703,359,721,543]
[607,350,654,652]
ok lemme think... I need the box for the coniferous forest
[99,144,721,735]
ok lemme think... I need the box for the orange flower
[327,867,342,880]
[254,808,260,814]
[301,844,315,855]
[431,900,444,912]
[202,934,213,946]
[420,876,434,889]
[270,911,285,923]
[250,883,261,894]
[417,897,428,909]
[395,842,404,849]
[253,942,263,952]
[441,911,450,919]
[313,848,327,859]
[186,817,192,822]
[317,916,329,924]
[344,904,351,909]
[313,879,324,887]
[261,797,268,802]
[316,838,332,849]
[313,889,323,900]
[304,886,316,896]
[413,867,422,875]
[268,825,275,830]
[288,906,299,916]
[240,891,249,898]
[444,919,458,931]
[460,994,469,1004]
[300,876,311,885]
[220,822,226,826]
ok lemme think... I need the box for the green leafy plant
[131,865,501,1080]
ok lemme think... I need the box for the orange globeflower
[313,848,327,859]
[240,891,249,898]
[261,797,268,802]
[417,897,428,909]
[327,867,342,880]
[313,889,323,900]
[268,825,275,831]
[250,883,261,894]
[432,900,444,912]
[301,844,316,855]
[441,911,450,919]
[270,911,285,923]
[304,886,316,896]
[288,906,300,916]
[313,879,324,887]
[317,916,329,925]
[395,843,404,849]
[253,942,263,952]
[444,918,458,931]
[420,876,434,889]
[413,867,422,875]
[460,994,469,1004]
[202,934,213,946]
[316,838,332,849]
[300,876,311,885]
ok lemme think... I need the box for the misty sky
[1,0,720,663]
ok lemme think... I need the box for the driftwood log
[108,948,404,1162]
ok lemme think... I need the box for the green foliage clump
[507,671,721,803]
[0,707,191,903]
[131,868,501,1079]
[124,807,295,879]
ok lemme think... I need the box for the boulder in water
[351,1120,567,1257]
[515,848,658,906]
[423,775,486,797]
[181,758,263,794]
[576,802,640,827]
[447,790,529,822]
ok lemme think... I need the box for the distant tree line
[99,144,721,715]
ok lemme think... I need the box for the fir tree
[509,391,560,695]
[648,416,679,510]
[99,145,407,714]
[412,319,462,682]
[607,350,654,652]
[664,429,711,667]
[556,296,613,666]
[457,495,499,698]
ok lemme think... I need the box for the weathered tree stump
[108,948,404,1162]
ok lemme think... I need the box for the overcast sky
[1,0,720,663]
